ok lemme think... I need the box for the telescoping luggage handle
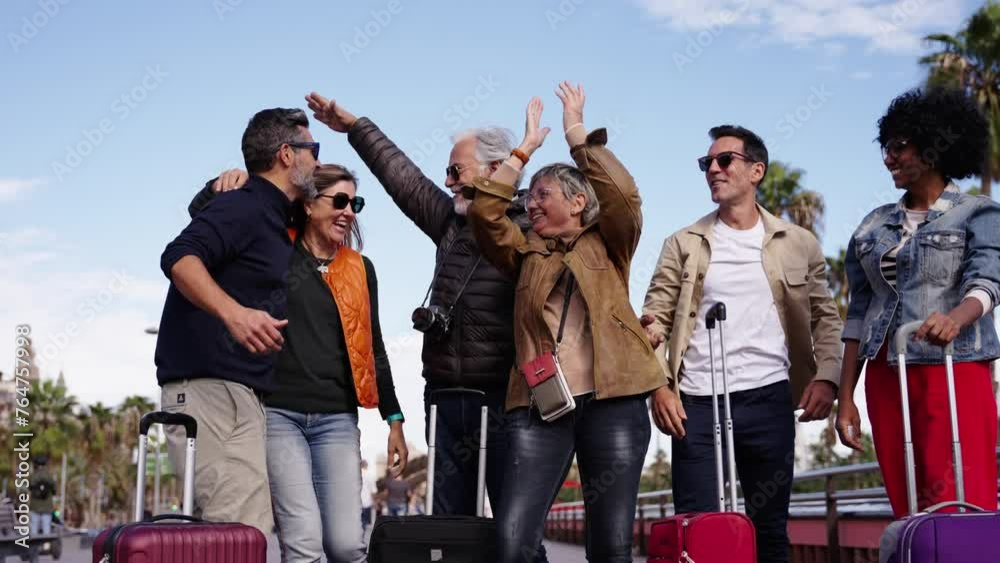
[894,321,982,516]
[134,411,198,522]
[706,302,739,513]
[425,388,489,517]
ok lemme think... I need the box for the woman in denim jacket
[836,89,1000,517]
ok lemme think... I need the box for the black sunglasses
[446,163,468,182]
[881,139,910,160]
[287,141,320,160]
[697,151,753,172]
[317,193,365,213]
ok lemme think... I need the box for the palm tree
[29,378,79,458]
[756,161,825,238]
[825,248,849,320]
[922,1,1000,198]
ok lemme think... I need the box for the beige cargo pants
[161,378,273,535]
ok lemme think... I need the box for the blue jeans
[672,380,796,563]
[266,408,366,563]
[497,393,650,563]
[30,512,52,536]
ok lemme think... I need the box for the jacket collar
[527,221,597,254]
[887,182,961,226]
[687,203,788,238]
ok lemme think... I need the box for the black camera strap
[555,272,576,351]
[417,231,483,315]
[445,256,483,316]
[418,231,460,308]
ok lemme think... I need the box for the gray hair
[453,127,522,188]
[242,108,310,174]
[530,164,600,224]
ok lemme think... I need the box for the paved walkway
[60,533,646,562]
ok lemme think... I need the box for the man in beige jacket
[642,125,842,563]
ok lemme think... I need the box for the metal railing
[547,447,1000,560]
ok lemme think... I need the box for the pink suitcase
[647,303,757,562]
[92,411,266,562]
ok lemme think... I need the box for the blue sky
[0,0,981,466]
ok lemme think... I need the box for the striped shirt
[879,209,929,290]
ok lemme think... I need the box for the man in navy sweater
[155,108,319,532]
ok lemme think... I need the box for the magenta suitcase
[93,412,266,563]
[647,303,757,562]
[878,321,1000,563]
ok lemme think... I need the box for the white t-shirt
[680,217,790,396]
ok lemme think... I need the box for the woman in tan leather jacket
[466,83,669,563]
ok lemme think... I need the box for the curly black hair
[877,88,988,181]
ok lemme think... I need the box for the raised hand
[519,96,550,156]
[554,81,585,134]
[305,92,358,133]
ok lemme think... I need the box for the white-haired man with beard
[305,93,546,562]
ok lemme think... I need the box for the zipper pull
[681,551,696,563]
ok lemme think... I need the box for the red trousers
[866,347,998,518]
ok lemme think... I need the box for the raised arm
[556,82,642,274]
[465,97,550,278]
[306,93,454,244]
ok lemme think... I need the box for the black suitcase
[368,389,497,562]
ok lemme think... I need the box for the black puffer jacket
[348,117,529,390]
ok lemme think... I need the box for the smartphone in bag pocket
[520,351,576,422]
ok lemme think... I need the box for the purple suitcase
[879,321,1000,563]
[93,412,267,563]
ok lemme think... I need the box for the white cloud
[0,178,46,202]
[0,228,168,409]
[635,0,963,54]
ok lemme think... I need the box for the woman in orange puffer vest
[191,163,408,563]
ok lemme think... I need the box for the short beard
[291,162,317,200]
[453,195,471,216]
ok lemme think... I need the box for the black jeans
[672,380,796,563]
[496,393,650,563]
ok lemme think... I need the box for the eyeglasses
[881,139,910,160]
[524,187,555,206]
[446,163,469,182]
[317,193,365,213]
[287,141,320,160]
[697,151,753,172]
